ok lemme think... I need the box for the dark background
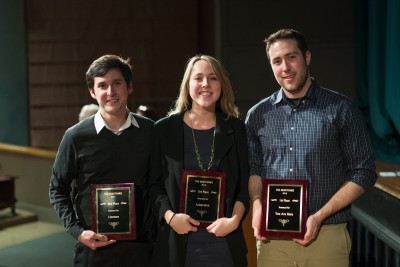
[0,0,360,150]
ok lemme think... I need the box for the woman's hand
[207,216,239,237]
[169,213,200,235]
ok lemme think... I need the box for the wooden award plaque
[179,170,226,227]
[261,179,308,239]
[90,183,136,240]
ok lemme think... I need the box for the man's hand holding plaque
[260,179,308,239]
[90,183,136,240]
[179,170,226,227]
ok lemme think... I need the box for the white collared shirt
[94,110,139,135]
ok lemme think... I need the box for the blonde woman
[149,55,249,267]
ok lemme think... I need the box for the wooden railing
[0,143,56,160]
[350,161,400,267]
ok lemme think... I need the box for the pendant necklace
[189,110,216,171]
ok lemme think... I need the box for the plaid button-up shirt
[245,81,377,223]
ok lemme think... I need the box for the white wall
[0,144,58,222]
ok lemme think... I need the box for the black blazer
[149,111,250,267]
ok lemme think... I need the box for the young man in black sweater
[49,55,155,267]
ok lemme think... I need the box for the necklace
[188,110,216,171]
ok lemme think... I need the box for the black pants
[185,229,234,267]
[74,240,152,267]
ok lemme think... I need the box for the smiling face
[188,59,221,112]
[268,38,312,99]
[89,68,132,120]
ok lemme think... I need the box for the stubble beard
[281,69,309,98]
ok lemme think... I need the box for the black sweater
[49,114,155,241]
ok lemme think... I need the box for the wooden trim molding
[0,143,56,160]
[375,160,400,200]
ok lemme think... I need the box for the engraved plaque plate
[90,183,136,240]
[179,170,226,227]
[261,179,308,239]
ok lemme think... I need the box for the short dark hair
[86,55,132,88]
[264,29,309,60]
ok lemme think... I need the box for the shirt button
[289,168,293,172]
[291,127,295,130]
[289,147,293,151]
[293,108,297,112]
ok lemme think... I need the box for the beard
[280,68,310,98]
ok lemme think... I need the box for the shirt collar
[94,110,139,134]
[273,78,317,105]
[304,79,317,103]
[273,89,285,105]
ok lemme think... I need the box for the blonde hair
[168,55,239,118]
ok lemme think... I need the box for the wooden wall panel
[26,0,202,149]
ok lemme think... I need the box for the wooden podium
[0,176,17,215]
